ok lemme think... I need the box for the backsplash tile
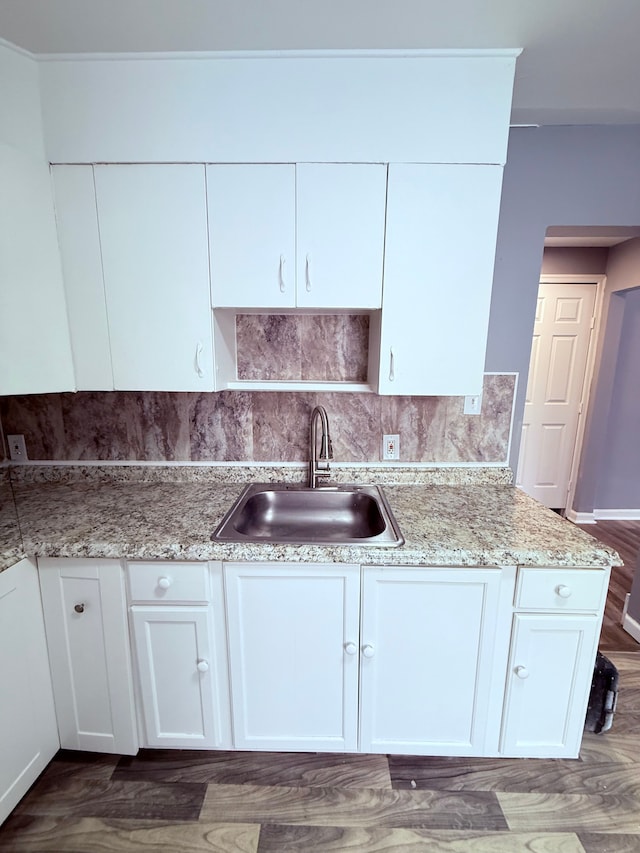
[236,314,370,382]
[0,375,516,465]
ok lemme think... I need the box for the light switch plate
[463,394,483,416]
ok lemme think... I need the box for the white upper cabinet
[94,164,214,391]
[52,165,114,390]
[377,163,504,397]
[208,165,296,309]
[208,163,386,310]
[0,145,75,396]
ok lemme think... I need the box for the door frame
[521,274,606,518]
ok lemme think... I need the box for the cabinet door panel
[0,560,58,825]
[208,164,296,308]
[0,145,75,394]
[52,165,114,390]
[360,567,506,755]
[500,613,600,758]
[225,563,360,751]
[94,164,214,390]
[38,558,137,755]
[378,164,503,396]
[296,164,386,309]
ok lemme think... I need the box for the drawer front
[127,562,210,604]
[515,568,608,612]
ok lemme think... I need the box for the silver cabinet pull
[279,254,286,292]
[305,254,312,291]
[389,347,395,382]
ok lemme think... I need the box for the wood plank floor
[1,521,638,852]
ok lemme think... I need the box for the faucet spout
[309,405,333,488]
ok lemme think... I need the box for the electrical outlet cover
[7,434,28,461]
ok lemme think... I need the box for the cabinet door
[207,164,296,308]
[378,164,503,396]
[296,164,386,309]
[360,566,508,755]
[130,601,231,749]
[94,164,214,390]
[225,563,360,751]
[0,559,58,825]
[52,165,114,390]
[38,558,137,755]
[500,613,600,758]
[0,145,75,395]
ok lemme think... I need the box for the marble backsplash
[0,374,516,465]
[236,314,370,382]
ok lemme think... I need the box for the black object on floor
[585,652,619,733]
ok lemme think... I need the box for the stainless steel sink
[212,483,404,547]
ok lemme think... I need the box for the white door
[0,560,59,825]
[378,163,503,396]
[359,567,507,755]
[208,164,296,308]
[225,563,360,751]
[500,613,600,758]
[38,558,138,755]
[131,605,229,748]
[296,163,386,309]
[517,282,597,508]
[94,164,214,391]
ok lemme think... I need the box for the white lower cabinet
[224,562,360,751]
[499,567,610,758]
[38,558,138,755]
[128,562,231,749]
[360,566,514,755]
[0,560,59,825]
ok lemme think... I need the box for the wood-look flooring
[1,521,638,853]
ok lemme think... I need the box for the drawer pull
[555,584,572,599]
[344,642,358,656]
[362,644,375,658]
[196,659,209,673]
[158,577,172,590]
[514,665,530,680]
[74,603,85,614]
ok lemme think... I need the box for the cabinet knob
[74,603,85,614]
[362,644,375,658]
[555,584,572,599]
[196,659,209,673]
[344,642,358,655]
[158,577,172,590]
[514,665,530,680]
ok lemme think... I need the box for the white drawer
[515,568,608,612]
[127,562,210,604]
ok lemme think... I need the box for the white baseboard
[623,612,640,645]
[566,509,596,524]
[594,508,640,521]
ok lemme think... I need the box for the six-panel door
[359,566,509,755]
[224,563,360,751]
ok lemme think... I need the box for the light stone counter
[7,464,620,569]
[0,468,23,572]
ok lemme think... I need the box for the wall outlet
[463,393,483,416]
[382,434,400,461]
[7,434,28,461]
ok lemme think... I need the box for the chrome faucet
[309,405,333,488]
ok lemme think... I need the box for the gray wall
[486,125,640,512]
[541,247,609,276]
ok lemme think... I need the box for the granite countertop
[3,464,620,569]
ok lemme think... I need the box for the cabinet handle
[305,254,312,292]
[279,254,286,292]
[514,665,530,679]
[555,584,572,599]
[362,644,375,658]
[158,576,172,590]
[194,342,204,378]
[74,603,85,614]
[389,347,395,382]
[344,642,358,655]
[196,659,209,673]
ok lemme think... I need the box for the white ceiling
[1,0,639,127]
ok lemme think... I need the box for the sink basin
[212,483,404,547]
